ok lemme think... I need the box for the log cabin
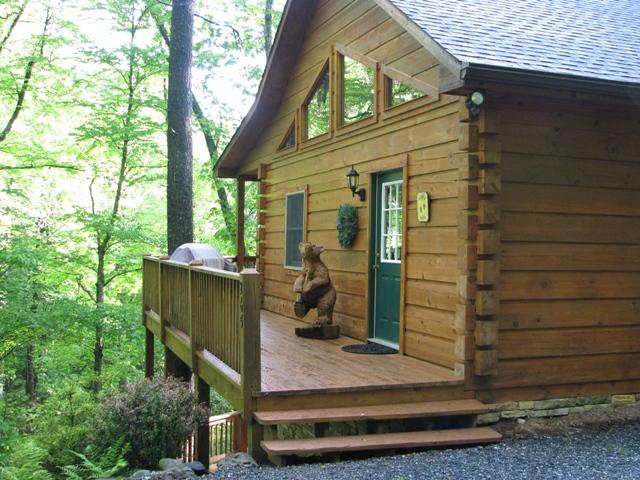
[142,0,640,466]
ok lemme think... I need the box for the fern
[0,440,54,480]
[60,440,129,480]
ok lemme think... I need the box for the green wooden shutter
[285,191,305,268]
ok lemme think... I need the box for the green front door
[370,170,403,347]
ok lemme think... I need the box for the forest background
[0,0,281,474]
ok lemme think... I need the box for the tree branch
[76,280,97,303]
[0,163,80,170]
[153,0,241,43]
[0,6,51,144]
[104,266,141,286]
[0,0,29,57]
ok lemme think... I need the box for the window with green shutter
[285,191,305,269]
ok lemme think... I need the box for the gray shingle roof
[388,0,640,85]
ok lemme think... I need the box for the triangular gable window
[383,65,438,109]
[279,121,296,150]
[387,78,425,107]
[303,62,330,140]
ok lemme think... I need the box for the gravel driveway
[212,424,640,480]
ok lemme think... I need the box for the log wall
[481,92,640,402]
[241,0,463,369]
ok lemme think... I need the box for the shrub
[33,382,98,469]
[93,377,207,469]
[0,439,54,480]
[59,440,129,480]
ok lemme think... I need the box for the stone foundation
[477,393,640,425]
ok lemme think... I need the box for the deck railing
[142,255,261,417]
[183,411,245,463]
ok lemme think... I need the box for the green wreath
[336,204,359,248]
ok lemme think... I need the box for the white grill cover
[169,243,236,271]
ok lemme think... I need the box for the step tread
[254,399,488,425]
[261,427,502,455]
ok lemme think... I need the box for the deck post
[195,375,210,469]
[144,328,154,378]
[240,269,263,461]
[236,176,246,271]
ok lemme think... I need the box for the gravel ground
[212,424,640,480]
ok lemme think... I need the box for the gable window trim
[381,64,439,118]
[301,59,332,146]
[335,44,379,136]
[277,118,297,153]
[284,187,307,270]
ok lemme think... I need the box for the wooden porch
[142,255,497,465]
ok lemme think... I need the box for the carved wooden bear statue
[293,242,337,325]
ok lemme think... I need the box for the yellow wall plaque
[417,192,430,223]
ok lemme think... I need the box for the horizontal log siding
[244,0,460,369]
[490,94,640,399]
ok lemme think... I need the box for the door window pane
[380,181,402,263]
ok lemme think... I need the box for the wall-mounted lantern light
[346,166,366,202]
[465,90,485,117]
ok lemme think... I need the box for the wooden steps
[261,427,502,456]
[254,399,489,425]
[254,399,501,464]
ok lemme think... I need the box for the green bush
[59,440,129,480]
[0,440,53,480]
[93,377,207,469]
[33,383,98,470]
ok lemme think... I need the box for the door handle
[373,264,380,271]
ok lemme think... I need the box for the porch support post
[236,176,246,271]
[240,269,264,461]
[195,375,210,469]
[165,347,191,383]
[144,328,154,378]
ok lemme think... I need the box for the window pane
[280,124,295,150]
[342,56,374,125]
[388,78,425,107]
[306,67,330,139]
[285,192,305,268]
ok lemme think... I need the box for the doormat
[341,343,397,355]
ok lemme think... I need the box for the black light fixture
[346,166,366,202]
[465,90,485,117]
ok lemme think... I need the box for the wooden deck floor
[260,311,461,395]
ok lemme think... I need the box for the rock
[500,410,526,419]
[159,458,184,471]
[517,418,526,425]
[217,453,258,469]
[184,462,207,476]
[166,467,197,480]
[611,394,636,405]
[533,398,575,410]
[476,412,500,425]
[130,470,152,479]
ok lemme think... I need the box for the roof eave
[215,0,317,179]
[462,63,640,99]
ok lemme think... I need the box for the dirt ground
[494,402,640,439]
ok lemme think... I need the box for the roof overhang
[462,63,640,100]
[215,0,318,178]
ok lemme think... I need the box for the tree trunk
[263,0,274,61]
[93,248,106,392]
[152,15,237,240]
[166,0,195,255]
[25,342,37,402]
